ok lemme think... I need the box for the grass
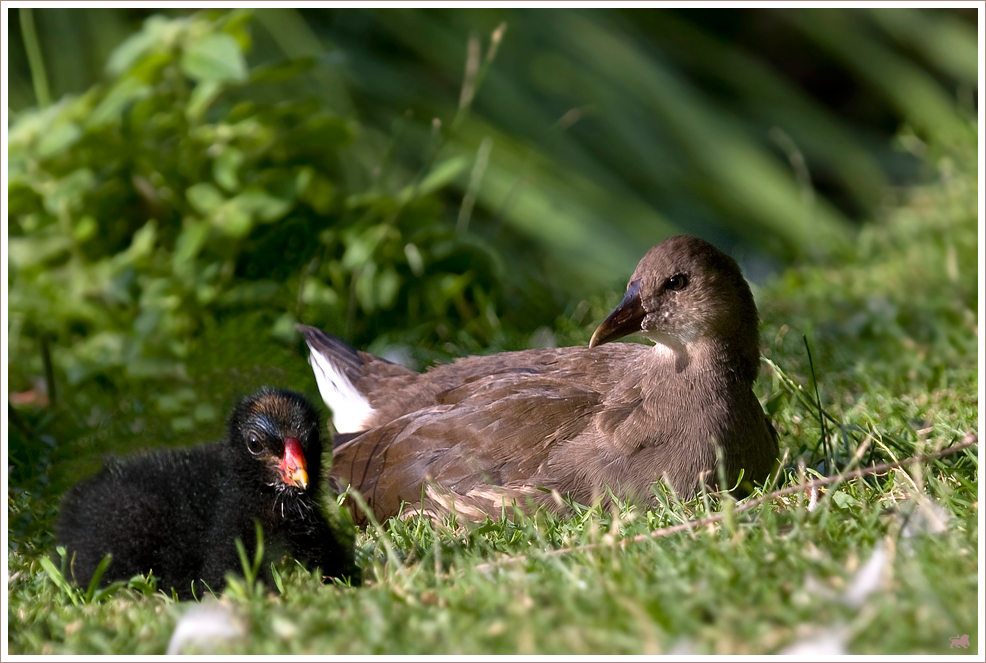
[5,151,979,655]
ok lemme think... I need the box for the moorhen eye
[665,273,689,291]
[246,432,263,455]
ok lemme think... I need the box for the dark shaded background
[8,7,977,277]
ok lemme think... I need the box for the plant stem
[20,8,52,108]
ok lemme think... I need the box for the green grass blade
[38,555,80,607]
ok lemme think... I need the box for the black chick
[55,387,357,600]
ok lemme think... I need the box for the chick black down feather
[55,387,357,600]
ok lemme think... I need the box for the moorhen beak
[278,437,309,489]
[589,279,645,348]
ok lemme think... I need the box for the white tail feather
[308,351,375,434]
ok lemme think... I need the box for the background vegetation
[5,7,979,655]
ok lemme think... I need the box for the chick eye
[665,274,689,291]
[246,432,263,455]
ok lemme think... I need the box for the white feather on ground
[167,601,246,655]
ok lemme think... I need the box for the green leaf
[832,491,862,509]
[249,56,315,83]
[187,183,226,215]
[181,33,248,83]
[300,173,337,214]
[154,387,198,414]
[213,147,245,191]
[232,187,293,223]
[84,554,115,601]
[284,115,353,155]
[193,402,218,423]
[227,101,259,124]
[35,121,82,159]
[354,262,378,312]
[341,226,389,270]
[301,279,339,307]
[226,521,265,600]
[375,266,401,309]
[270,311,300,344]
[74,216,98,243]
[271,563,285,594]
[186,80,223,120]
[105,16,169,76]
[216,281,279,306]
[127,573,159,596]
[428,273,472,312]
[118,221,158,265]
[127,52,172,84]
[88,78,152,127]
[44,168,96,215]
[174,221,212,269]
[764,392,786,417]
[394,156,469,206]
[7,236,72,270]
[39,555,79,606]
[171,416,195,433]
[212,204,252,238]
[221,8,255,51]
[62,332,127,384]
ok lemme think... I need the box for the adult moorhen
[300,235,778,523]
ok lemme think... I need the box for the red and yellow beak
[278,437,309,489]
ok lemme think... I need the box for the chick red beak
[589,279,646,348]
[278,437,309,489]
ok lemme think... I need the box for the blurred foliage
[275,7,977,271]
[8,8,978,280]
[6,10,560,506]
[7,10,541,396]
